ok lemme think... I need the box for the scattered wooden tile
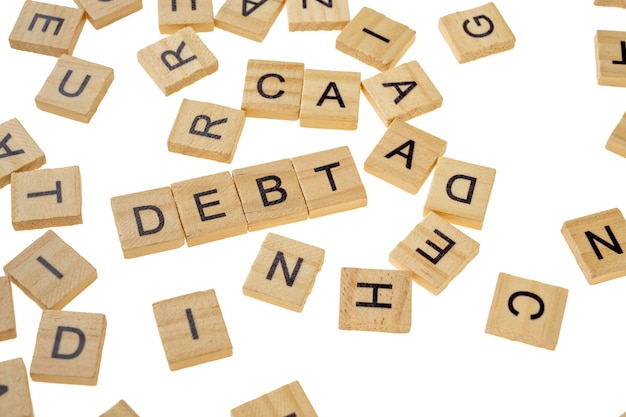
[231,381,318,417]
[596,30,626,87]
[291,146,367,218]
[338,267,411,333]
[389,212,480,295]
[299,69,361,130]
[74,0,142,29]
[0,277,16,342]
[137,26,218,96]
[9,0,85,57]
[3,230,97,310]
[158,0,214,33]
[361,61,443,126]
[100,400,140,417]
[153,289,232,371]
[232,158,308,231]
[336,7,415,71]
[438,2,515,64]
[286,0,350,31]
[35,54,114,123]
[561,208,626,284]
[215,0,285,42]
[485,272,568,350]
[11,166,82,230]
[364,119,446,194]
[0,358,34,417]
[241,59,305,120]
[167,99,245,163]
[595,0,626,8]
[423,157,496,230]
[243,233,325,312]
[0,118,46,189]
[170,171,248,246]
[606,112,626,157]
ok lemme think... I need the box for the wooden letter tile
[439,2,515,64]
[111,187,185,258]
[11,166,82,230]
[0,118,46,189]
[606,112,626,157]
[232,158,308,231]
[389,212,480,295]
[100,400,140,417]
[335,7,415,71]
[485,272,568,350]
[0,358,34,417]
[158,0,214,33]
[35,54,114,123]
[9,1,85,57]
[364,119,447,194]
[74,0,142,29]
[231,381,318,417]
[171,171,248,246]
[361,61,443,126]
[299,69,361,130]
[596,30,626,87]
[30,310,106,385]
[137,26,218,96]
[286,0,350,31]
[241,59,305,120]
[561,208,626,284]
[4,230,97,310]
[167,99,246,163]
[338,267,411,333]
[215,0,285,42]
[291,146,367,218]
[423,157,496,230]
[595,0,626,7]
[153,289,232,371]
[0,277,17,342]
[243,233,325,312]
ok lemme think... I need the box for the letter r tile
[231,381,319,417]
[0,358,34,417]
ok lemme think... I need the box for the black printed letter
[161,41,197,70]
[316,82,345,108]
[385,140,415,169]
[58,70,91,98]
[416,229,456,265]
[462,15,494,38]
[313,162,340,191]
[266,251,303,287]
[256,175,287,206]
[257,73,285,99]
[446,174,476,204]
[194,189,226,221]
[52,326,85,360]
[189,115,228,139]
[585,226,623,260]
[0,133,25,160]
[356,283,392,308]
[382,81,417,104]
[133,205,165,236]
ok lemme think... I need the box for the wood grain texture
[74,0,142,29]
[231,381,318,417]
[286,0,349,31]
[596,30,626,87]
[0,277,17,342]
[0,358,34,417]
[158,0,213,33]
[100,400,140,417]
[215,0,285,42]
[606,112,626,157]
[0,118,46,189]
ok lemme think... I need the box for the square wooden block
[158,0,214,33]
[0,118,46,189]
[561,208,626,284]
[232,158,308,231]
[215,0,285,42]
[336,7,415,71]
[171,171,248,246]
[74,0,142,29]
[153,289,232,371]
[35,54,114,123]
[11,166,82,230]
[100,400,140,417]
[167,99,245,163]
[231,381,318,417]
[291,146,367,218]
[606,112,626,157]
[364,119,447,194]
[241,59,305,120]
[286,0,350,31]
[243,233,325,312]
[137,26,218,96]
[338,267,411,333]
[423,157,496,230]
[0,277,17,342]
[31,310,106,385]
[9,1,85,57]
[110,187,185,258]
[596,30,626,87]
[439,2,515,64]
[595,0,626,6]
[361,61,443,126]
[0,358,34,417]
[4,230,97,310]
[485,272,568,350]
[300,69,361,130]
[389,212,480,295]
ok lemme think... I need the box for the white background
[2,0,626,416]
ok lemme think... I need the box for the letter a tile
[30,310,107,385]
[561,208,626,284]
[485,273,568,350]
[0,118,46,189]
[137,26,218,96]
[0,277,17,342]
[99,400,140,417]
[0,358,34,417]
[215,0,285,42]
[74,0,142,29]
[231,381,319,417]
[595,30,626,87]
[35,55,114,123]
